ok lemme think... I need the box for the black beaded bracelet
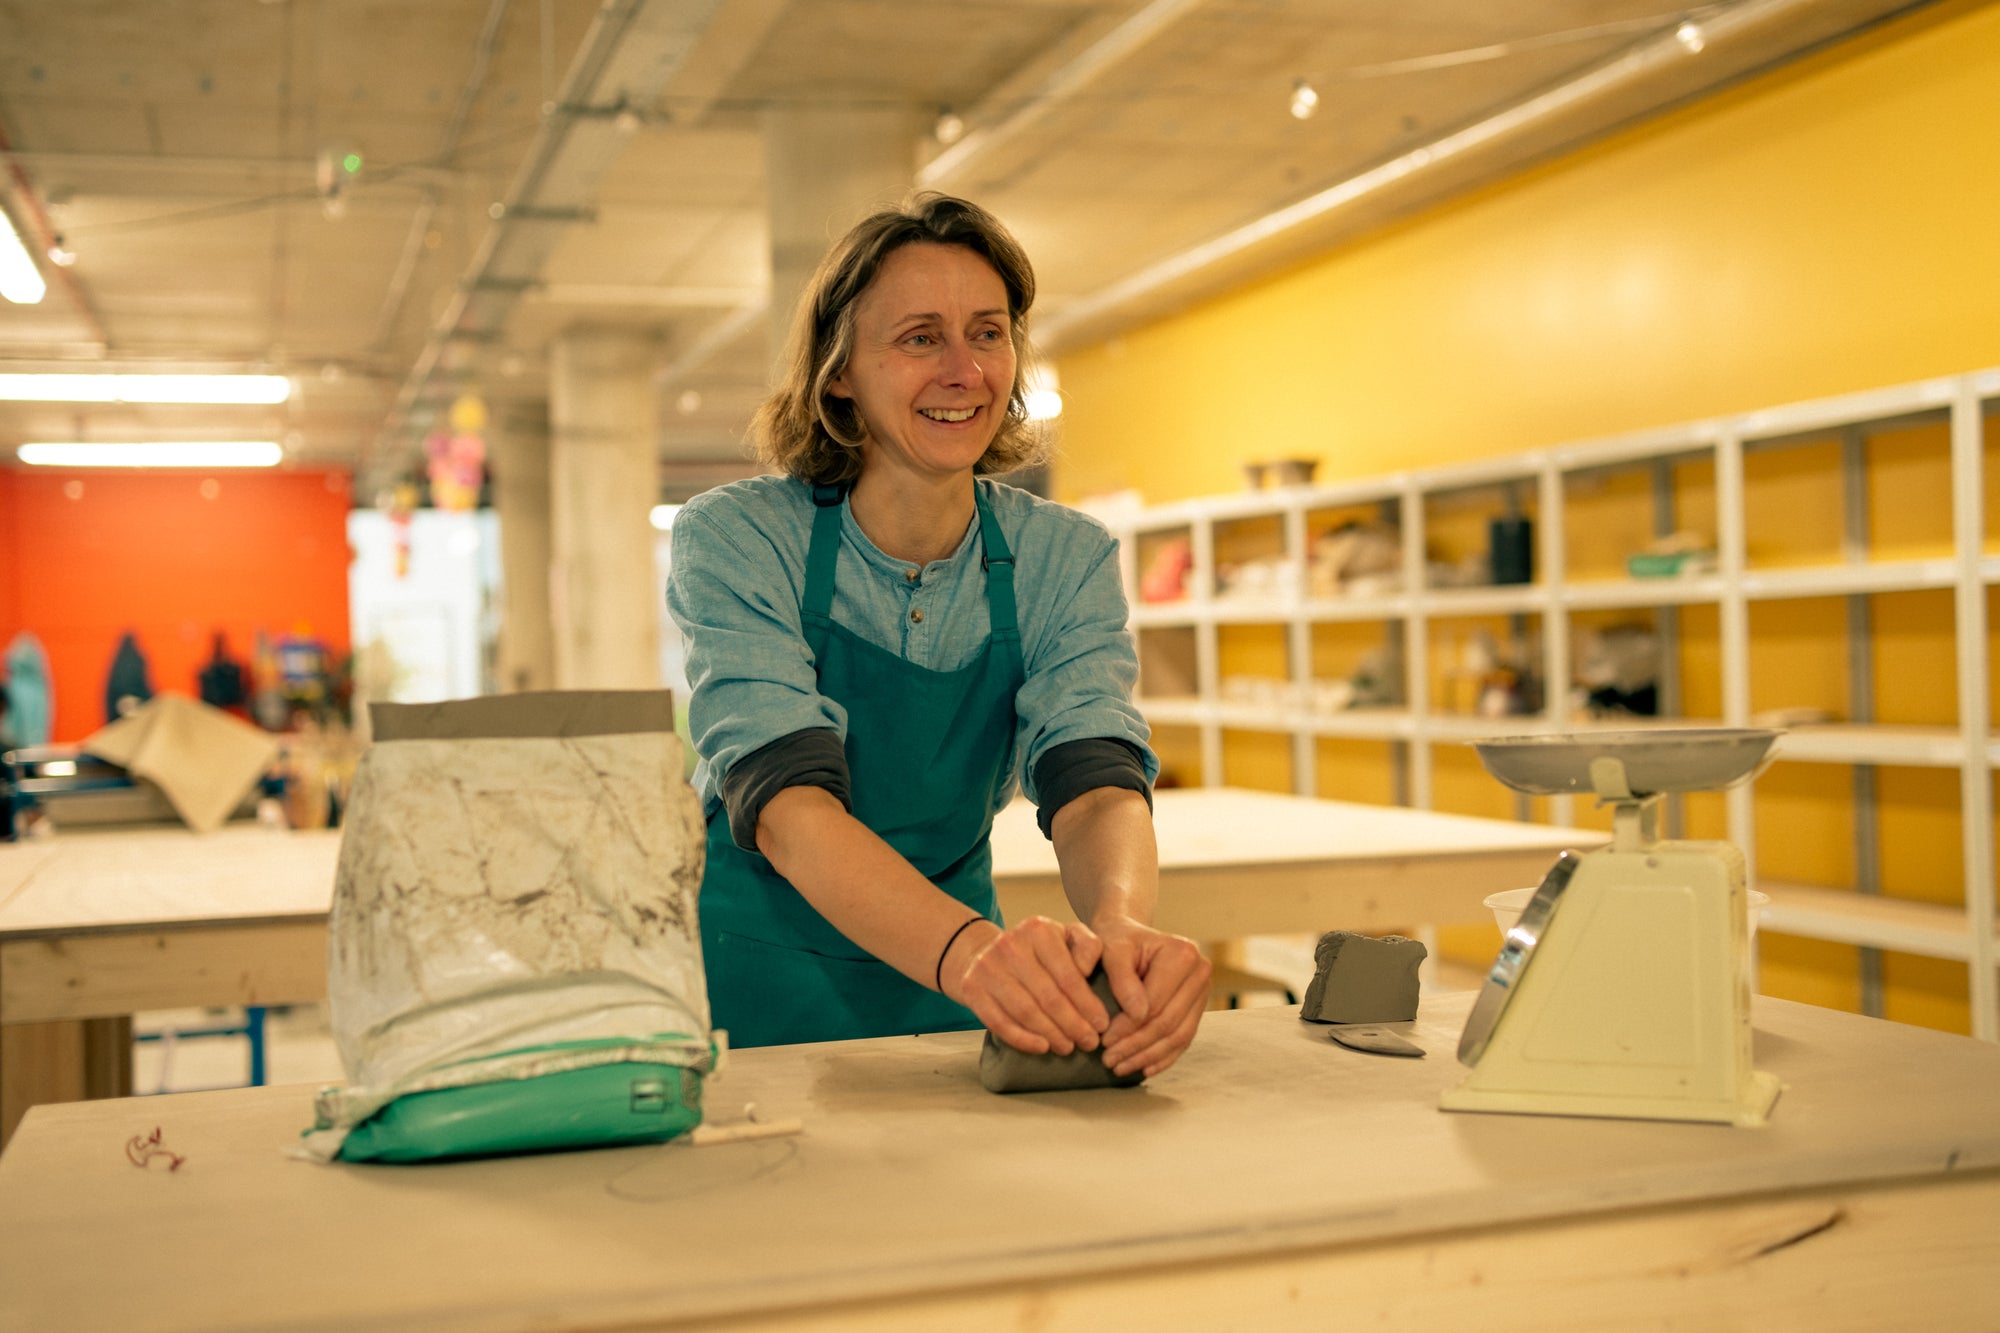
[935,916,987,993]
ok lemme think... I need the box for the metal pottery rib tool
[1440,729,1784,1126]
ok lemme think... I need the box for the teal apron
[699,482,1025,1047]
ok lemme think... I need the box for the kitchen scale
[1440,728,1784,1126]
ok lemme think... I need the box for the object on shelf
[1426,554,1494,588]
[1574,623,1660,718]
[1309,522,1401,598]
[1489,517,1534,586]
[1441,630,1541,718]
[1216,555,1304,600]
[1242,457,1319,490]
[1627,530,1717,578]
[1348,647,1402,709]
[1139,536,1193,603]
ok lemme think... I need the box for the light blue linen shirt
[665,474,1157,824]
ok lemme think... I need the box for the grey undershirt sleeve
[1032,737,1153,839]
[719,728,852,853]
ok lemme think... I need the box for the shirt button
[911,609,924,624]
[904,569,919,583]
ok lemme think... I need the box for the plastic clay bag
[299,692,716,1163]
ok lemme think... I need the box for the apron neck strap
[801,483,847,655]
[975,488,1022,677]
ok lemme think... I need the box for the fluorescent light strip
[17,441,285,468]
[0,373,292,404]
[0,209,47,305]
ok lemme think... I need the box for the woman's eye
[904,333,934,347]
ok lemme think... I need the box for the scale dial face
[1457,851,1580,1066]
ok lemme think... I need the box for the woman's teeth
[920,407,977,422]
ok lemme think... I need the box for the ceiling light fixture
[46,235,76,268]
[934,108,966,147]
[1289,78,1320,121]
[0,208,47,304]
[1675,19,1706,52]
[18,441,285,468]
[0,373,292,404]
[650,503,681,532]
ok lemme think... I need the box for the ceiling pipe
[379,0,726,474]
[916,0,1204,188]
[1036,0,1851,351]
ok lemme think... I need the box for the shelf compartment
[1740,559,1959,599]
[1421,585,1549,616]
[1771,724,1972,768]
[1758,881,1974,960]
[1563,577,1725,609]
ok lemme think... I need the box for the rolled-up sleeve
[665,499,847,823]
[1013,534,1157,814]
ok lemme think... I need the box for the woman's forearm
[1048,786,1159,929]
[754,785,993,990]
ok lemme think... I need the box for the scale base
[1440,1069,1782,1127]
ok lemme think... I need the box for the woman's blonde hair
[753,192,1049,486]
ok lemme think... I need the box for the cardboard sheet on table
[81,692,277,834]
[369,689,674,742]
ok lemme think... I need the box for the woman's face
[831,242,1016,486]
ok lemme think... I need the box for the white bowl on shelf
[1483,886,1769,939]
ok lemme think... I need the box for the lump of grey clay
[979,966,1146,1094]
[1299,931,1427,1024]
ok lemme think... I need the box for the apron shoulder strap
[975,489,1024,680]
[801,482,846,657]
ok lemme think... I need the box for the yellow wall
[1056,1,2000,504]
[1059,2,2000,1034]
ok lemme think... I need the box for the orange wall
[0,470,19,640]
[0,467,353,741]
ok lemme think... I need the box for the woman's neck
[848,469,977,566]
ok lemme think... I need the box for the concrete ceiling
[0,0,1933,497]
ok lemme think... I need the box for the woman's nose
[937,337,985,385]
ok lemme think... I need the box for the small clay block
[1299,931,1427,1024]
[979,966,1146,1094]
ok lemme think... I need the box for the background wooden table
[2,992,1995,1332]
[1,790,1601,1144]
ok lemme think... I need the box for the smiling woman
[665,192,1211,1079]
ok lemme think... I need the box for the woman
[666,193,1209,1079]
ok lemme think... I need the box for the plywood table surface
[3,993,1996,1333]
[0,793,1601,1145]
[991,787,1601,939]
[1,792,1600,1023]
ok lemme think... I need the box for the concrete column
[549,328,662,689]
[763,105,921,370]
[491,403,555,693]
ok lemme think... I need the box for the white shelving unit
[1109,367,2000,1040]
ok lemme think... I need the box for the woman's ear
[827,375,853,401]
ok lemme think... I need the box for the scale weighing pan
[1472,728,1780,797]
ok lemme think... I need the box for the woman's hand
[1092,916,1211,1078]
[942,915,1111,1055]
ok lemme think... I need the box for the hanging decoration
[425,392,488,512]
